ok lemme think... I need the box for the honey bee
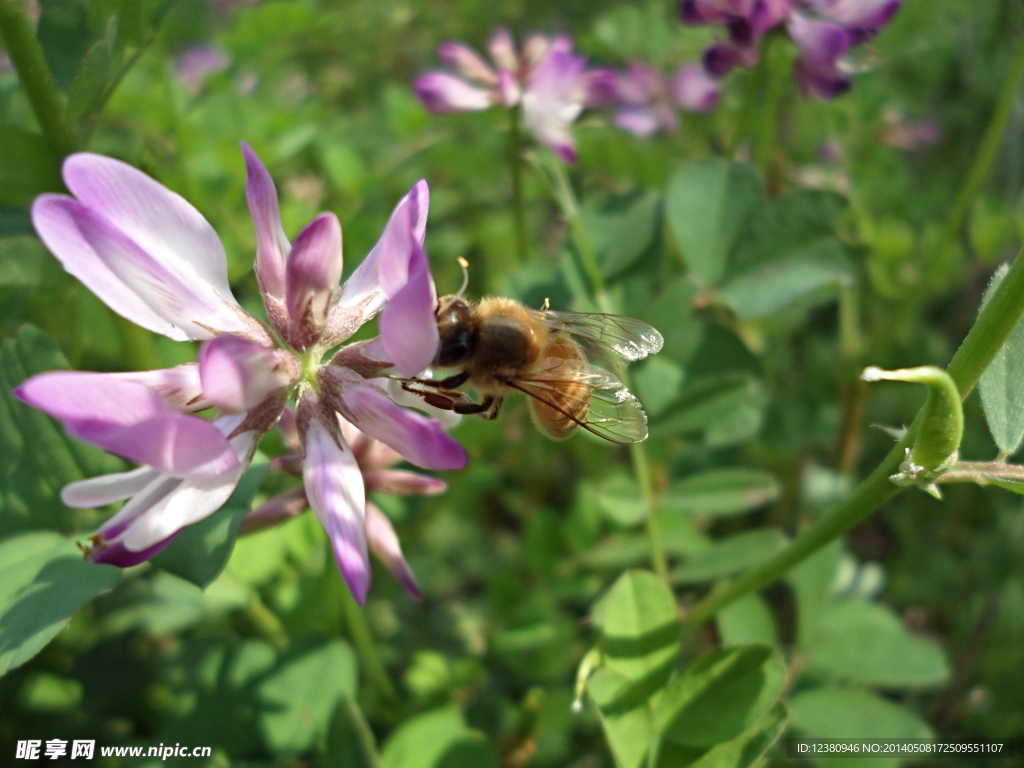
[399,293,664,444]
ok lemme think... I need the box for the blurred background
[1,0,1023,766]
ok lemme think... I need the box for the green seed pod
[861,366,964,472]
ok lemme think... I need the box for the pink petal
[286,212,343,346]
[330,181,429,338]
[681,0,738,25]
[488,27,519,71]
[15,372,239,478]
[35,197,248,339]
[242,142,290,304]
[672,63,722,112]
[379,244,439,377]
[497,68,521,107]
[703,40,759,76]
[816,0,899,42]
[366,502,421,600]
[793,55,852,100]
[110,363,209,412]
[614,108,664,138]
[322,369,467,471]
[32,195,187,340]
[414,72,493,114]
[92,531,181,567]
[303,417,370,604]
[582,69,620,108]
[438,41,498,85]
[522,50,587,162]
[61,466,159,508]
[750,0,791,35]
[788,14,850,65]
[61,153,237,309]
[92,414,256,557]
[198,335,298,413]
[363,469,447,496]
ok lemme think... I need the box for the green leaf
[655,645,786,748]
[596,570,680,686]
[788,686,933,739]
[328,697,381,768]
[0,531,120,676]
[580,189,663,279]
[591,474,647,527]
[633,357,685,416]
[66,19,117,123]
[716,239,854,320]
[653,701,788,768]
[662,469,780,518]
[803,600,950,687]
[786,540,842,645]
[0,236,51,287]
[666,160,763,286]
[979,263,1024,456]
[641,275,704,367]
[37,0,93,91]
[0,125,63,206]
[0,326,123,535]
[728,189,847,277]
[259,639,357,753]
[672,530,788,585]
[588,667,654,768]
[152,454,270,589]
[652,375,767,446]
[380,705,497,768]
[717,594,777,647]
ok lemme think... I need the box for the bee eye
[436,328,473,366]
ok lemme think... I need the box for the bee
[399,291,663,444]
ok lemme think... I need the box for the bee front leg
[480,396,503,421]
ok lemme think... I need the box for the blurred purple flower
[680,0,900,100]
[16,146,466,604]
[611,62,721,138]
[414,28,616,162]
[175,45,230,93]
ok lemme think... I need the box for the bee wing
[502,362,650,445]
[539,310,664,363]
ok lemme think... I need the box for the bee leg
[452,398,493,415]
[480,396,503,421]
[434,371,471,389]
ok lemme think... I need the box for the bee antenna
[455,257,470,298]
[437,257,471,316]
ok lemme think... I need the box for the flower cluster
[15,146,466,604]
[682,0,901,99]
[414,29,617,163]
[610,62,721,138]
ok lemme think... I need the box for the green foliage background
[1,0,1024,766]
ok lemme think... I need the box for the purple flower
[175,45,230,93]
[611,62,721,138]
[16,146,466,604]
[680,0,899,100]
[414,29,616,162]
[248,411,450,600]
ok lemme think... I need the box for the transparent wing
[501,361,649,444]
[539,310,664,363]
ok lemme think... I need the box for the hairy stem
[680,250,1024,633]
[341,587,398,701]
[544,157,670,583]
[946,36,1024,239]
[0,0,79,159]
[509,106,528,264]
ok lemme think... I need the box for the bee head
[435,296,474,367]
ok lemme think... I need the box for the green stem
[0,0,79,159]
[544,157,669,582]
[946,36,1024,240]
[509,106,528,264]
[753,34,790,183]
[341,587,398,701]
[680,249,1024,634]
